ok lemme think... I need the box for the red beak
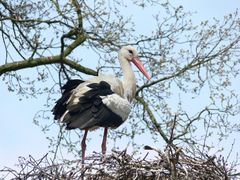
[132,57,151,80]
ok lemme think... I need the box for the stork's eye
[128,50,133,54]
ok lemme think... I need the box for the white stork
[52,45,150,164]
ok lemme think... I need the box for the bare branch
[135,95,169,143]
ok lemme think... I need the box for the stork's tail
[52,79,84,120]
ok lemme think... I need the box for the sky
[0,0,240,176]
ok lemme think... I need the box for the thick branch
[0,56,97,76]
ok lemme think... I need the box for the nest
[1,145,238,180]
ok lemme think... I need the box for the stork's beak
[132,57,151,80]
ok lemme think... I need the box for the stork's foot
[101,152,107,163]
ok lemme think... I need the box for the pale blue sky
[0,0,239,173]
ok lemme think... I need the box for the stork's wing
[52,80,131,130]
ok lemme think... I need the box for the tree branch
[62,33,86,58]
[135,95,169,143]
[136,35,240,95]
[0,56,97,76]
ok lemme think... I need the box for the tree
[1,0,240,178]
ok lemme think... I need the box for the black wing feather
[52,79,84,120]
[62,79,84,93]
[65,81,124,130]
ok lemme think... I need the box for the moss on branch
[0,56,97,76]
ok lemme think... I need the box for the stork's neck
[119,55,136,102]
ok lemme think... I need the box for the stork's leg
[101,127,108,161]
[81,129,88,165]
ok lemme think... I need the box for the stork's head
[120,45,138,61]
[119,45,151,80]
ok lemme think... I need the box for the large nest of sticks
[1,145,239,180]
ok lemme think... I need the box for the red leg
[101,127,108,161]
[81,129,88,165]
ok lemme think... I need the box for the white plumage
[101,94,131,121]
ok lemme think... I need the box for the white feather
[101,94,131,120]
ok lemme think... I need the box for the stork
[52,45,150,164]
